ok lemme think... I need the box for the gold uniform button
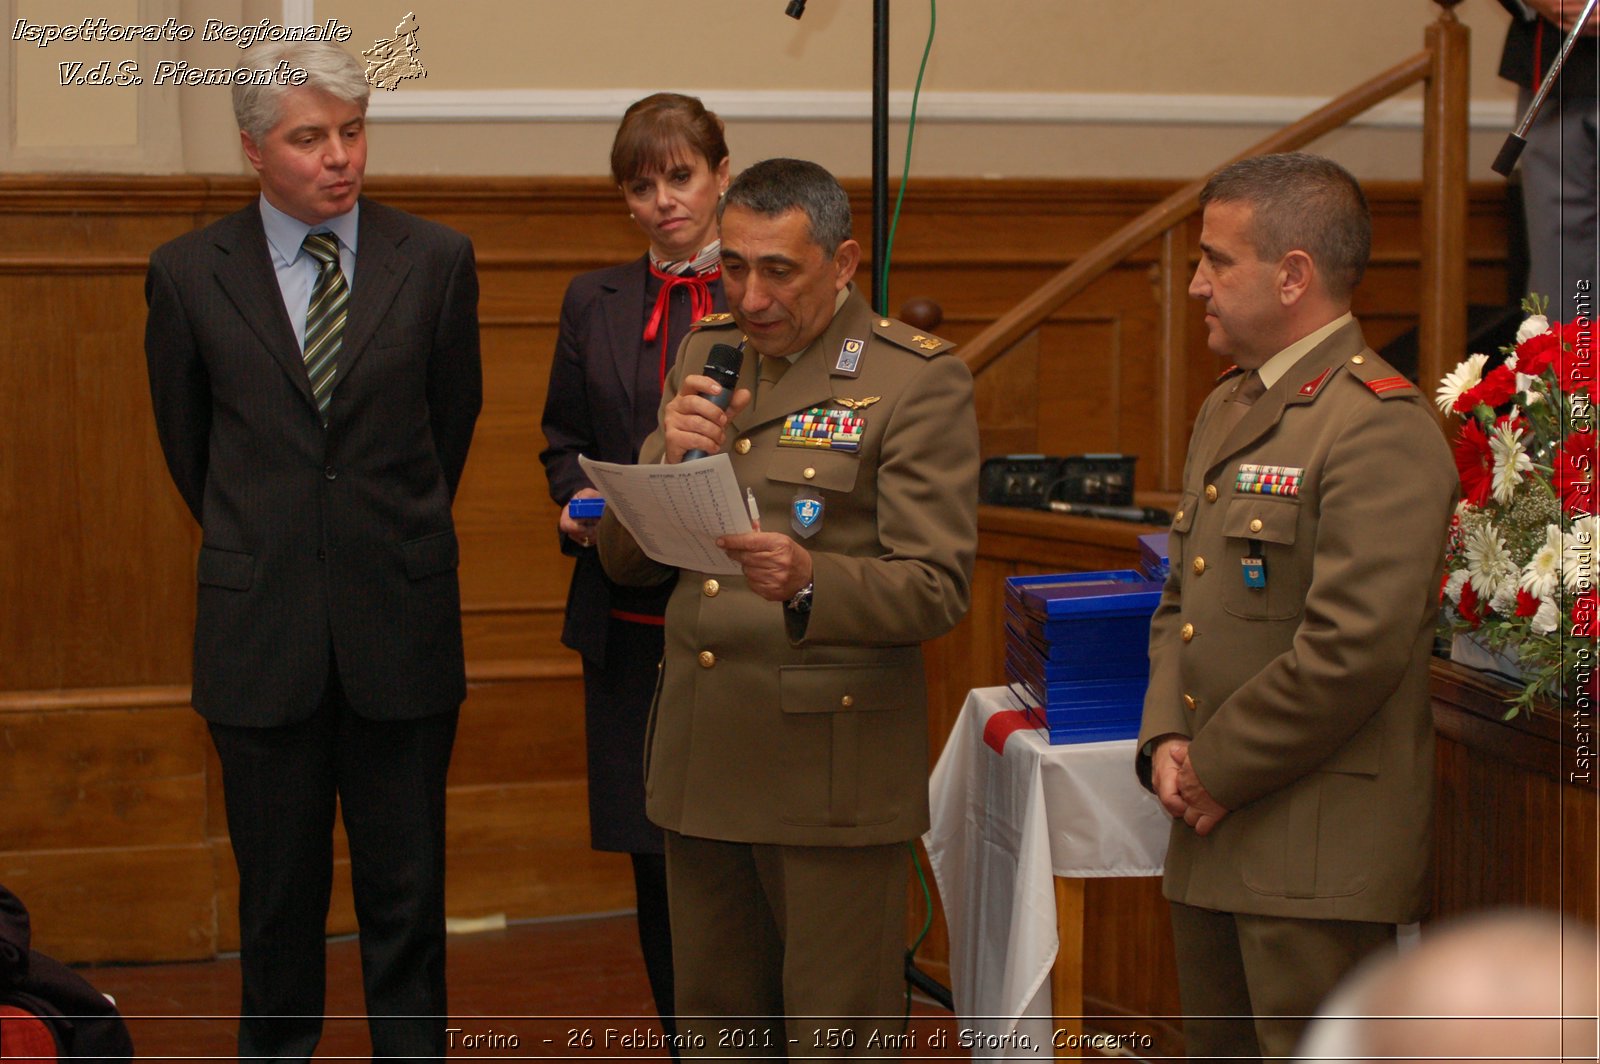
[1175,510,1185,522]
[803,467,816,480]
[735,438,752,455]
[1352,354,1366,365]
[879,319,891,327]
[1181,623,1194,642]
[1183,694,1197,711]
[1249,518,1263,533]
[841,695,854,708]
[1192,557,1206,575]
[703,579,720,597]
[1205,485,1218,502]
[698,650,715,668]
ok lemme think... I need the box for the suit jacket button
[1205,484,1218,502]
[1249,518,1263,533]
[803,467,816,480]
[735,438,752,455]
[324,465,337,480]
[698,650,715,668]
[1183,694,1197,711]
[841,695,854,707]
[1192,556,1206,575]
[703,579,720,597]
[1181,622,1194,642]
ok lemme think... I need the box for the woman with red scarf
[538,93,728,1046]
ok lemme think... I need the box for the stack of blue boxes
[1002,536,1171,744]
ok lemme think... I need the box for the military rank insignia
[1235,463,1303,497]
[778,406,865,452]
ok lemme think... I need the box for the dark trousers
[1169,902,1396,1063]
[664,831,909,1058]
[208,675,459,1063]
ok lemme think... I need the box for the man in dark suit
[1136,153,1456,1062]
[143,40,481,1062]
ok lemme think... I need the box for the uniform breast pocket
[765,447,859,495]
[1221,495,1304,621]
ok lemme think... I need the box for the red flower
[1458,580,1483,628]
[1515,329,1561,377]
[1454,364,1519,412]
[1453,419,1494,506]
[1555,319,1596,394]
[1515,588,1542,618]
[1573,590,1599,639]
[1552,429,1596,516]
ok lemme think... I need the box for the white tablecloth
[923,686,1170,1057]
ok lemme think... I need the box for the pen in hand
[745,487,761,532]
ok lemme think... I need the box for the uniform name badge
[791,489,824,538]
[1241,555,1267,589]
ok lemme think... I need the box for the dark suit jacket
[539,256,722,664]
[145,198,482,726]
[1498,0,1597,99]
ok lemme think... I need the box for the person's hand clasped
[718,530,812,604]
[663,374,753,463]
[1171,743,1229,836]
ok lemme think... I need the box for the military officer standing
[1136,153,1457,1061]
[597,158,978,1055]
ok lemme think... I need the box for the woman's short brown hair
[609,93,728,185]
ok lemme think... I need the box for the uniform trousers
[663,831,908,1058]
[1169,901,1395,1063]
[208,672,459,1063]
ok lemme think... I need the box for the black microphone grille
[706,343,743,375]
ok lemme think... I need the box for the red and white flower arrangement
[1437,295,1596,716]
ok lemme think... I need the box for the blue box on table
[1002,570,1162,744]
[1137,532,1170,582]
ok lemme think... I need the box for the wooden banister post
[1420,1,1470,425]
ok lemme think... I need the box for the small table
[924,687,1170,1059]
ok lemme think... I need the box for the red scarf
[643,261,720,387]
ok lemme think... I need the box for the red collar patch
[1298,367,1333,397]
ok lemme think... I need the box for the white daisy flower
[1531,597,1559,636]
[1519,524,1564,600]
[1436,353,1488,414]
[1465,522,1517,601]
[1565,516,1599,592]
[1489,416,1534,505]
[1516,314,1551,343]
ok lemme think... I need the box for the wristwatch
[786,581,814,613]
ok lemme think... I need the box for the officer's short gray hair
[234,42,370,143]
[719,158,853,255]
[1200,152,1371,299]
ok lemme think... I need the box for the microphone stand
[1492,0,1599,175]
[786,0,892,315]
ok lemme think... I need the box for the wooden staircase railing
[958,0,1470,492]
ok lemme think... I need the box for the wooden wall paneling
[0,176,1513,966]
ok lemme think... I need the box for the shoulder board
[872,316,955,358]
[1343,350,1420,400]
[1215,364,1245,385]
[690,312,737,330]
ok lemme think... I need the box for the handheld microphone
[682,343,744,462]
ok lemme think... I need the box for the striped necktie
[301,232,347,422]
